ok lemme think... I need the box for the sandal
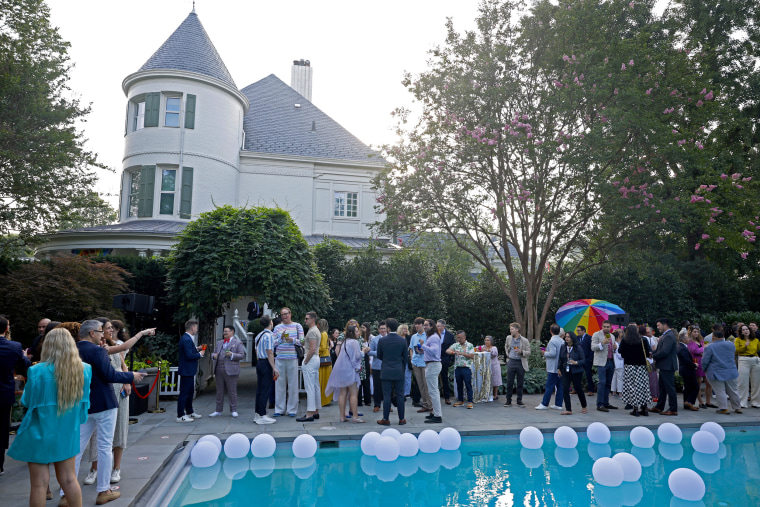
[340,417,348,422]
[561,411,572,415]
[582,408,588,414]
[351,418,366,423]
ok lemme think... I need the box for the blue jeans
[597,359,615,407]
[541,372,563,407]
[455,367,473,403]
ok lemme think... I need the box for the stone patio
[2,364,758,506]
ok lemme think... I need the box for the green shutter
[179,167,193,219]
[144,92,160,127]
[185,94,196,129]
[138,165,155,217]
[124,102,129,135]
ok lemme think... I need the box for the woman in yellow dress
[318,319,333,406]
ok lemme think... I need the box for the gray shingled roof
[241,75,382,162]
[303,235,393,249]
[59,220,187,235]
[138,12,236,88]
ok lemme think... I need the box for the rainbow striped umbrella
[555,299,625,335]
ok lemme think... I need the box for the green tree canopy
[166,206,331,326]
[0,0,108,256]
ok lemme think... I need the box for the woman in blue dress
[9,328,92,507]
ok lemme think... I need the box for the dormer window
[133,100,145,131]
[165,97,180,127]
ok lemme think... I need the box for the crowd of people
[2,309,758,506]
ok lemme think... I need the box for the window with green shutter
[144,92,160,127]
[179,167,193,219]
[137,165,155,217]
[185,94,196,129]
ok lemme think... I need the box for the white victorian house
[39,10,386,259]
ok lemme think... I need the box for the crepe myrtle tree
[372,0,750,341]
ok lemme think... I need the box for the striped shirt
[255,329,274,360]
[273,322,304,360]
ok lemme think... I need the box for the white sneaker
[190,413,203,419]
[262,415,276,423]
[209,412,222,417]
[255,415,271,425]
[535,404,549,410]
[176,415,194,422]
[550,405,563,410]
[231,412,239,418]
[110,468,121,484]
[83,469,97,485]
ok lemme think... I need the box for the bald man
[29,318,51,361]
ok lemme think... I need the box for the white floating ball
[555,447,579,468]
[439,427,462,451]
[592,457,624,487]
[520,448,544,469]
[360,432,382,456]
[700,422,725,443]
[519,426,544,449]
[691,431,719,454]
[612,452,642,482]
[191,440,220,468]
[375,460,399,482]
[587,442,612,461]
[360,455,377,476]
[587,422,611,444]
[189,461,220,489]
[223,457,249,480]
[198,435,222,454]
[418,451,442,473]
[668,468,705,502]
[693,451,720,474]
[658,422,682,444]
[554,426,578,449]
[381,428,401,440]
[251,434,276,458]
[630,426,655,449]
[375,436,400,462]
[223,433,250,459]
[292,434,317,459]
[659,442,683,461]
[418,429,442,454]
[397,433,419,457]
[249,456,275,478]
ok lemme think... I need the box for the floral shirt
[449,341,475,369]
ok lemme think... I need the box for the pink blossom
[716,237,725,243]
[732,173,741,180]
[700,88,706,95]
[629,60,634,65]
[737,185,744,189]
[705,91,714,100]
[646,88,652,95]
[697,100,704,107]
[709,218,716,222]
[674,196,680,201]
[741,252,749,259]
[720,174,728,180]
[604,57,609,64]
[702,234,710,239]
[743,177,752,182]
[695,243,701,250]
[729,212,734,216]
[621,63,627,70]
[670,90,678,96]
[614,88,618,95]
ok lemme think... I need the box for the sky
[47,0,483,205]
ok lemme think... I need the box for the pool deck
[2,364,759,506]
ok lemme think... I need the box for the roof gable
[138,12,236,88]
[240,74,381,162]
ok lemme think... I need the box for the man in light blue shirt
[369,321,387,412]
[409,318,432,412]
[536,324,564,410]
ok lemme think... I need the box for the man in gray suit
[376,318,408,426]
[651,317,679,415]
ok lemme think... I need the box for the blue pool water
[168,427,760,506]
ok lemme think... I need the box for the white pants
[66,408,117,494]
[425,361,443,417]
[275,358,299,415]
[612,368,625,393]
[711,378,741,410]
[737,356,760,407]
[301,355,321,412]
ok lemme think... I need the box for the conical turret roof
[138,12,236,88]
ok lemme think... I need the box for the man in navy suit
[0,315,30,474]
[69,320,144,504]
[576,325,595,395]
[177,319,205,422]
[376,318,408,426]
[438,320,456,404]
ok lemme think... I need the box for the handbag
[320,356,332,365]
[641,339,653,373]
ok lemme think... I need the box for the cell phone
[120,389,127,398]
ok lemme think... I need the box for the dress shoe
[95,489,121,505]
[296,416,315,422]
[417,407,431,413]
[313,414,320,420]
[425,413,435,419]
[716,409,730,414]
[684,402,699,411]
[605,404,618,410]
[444,399,451,405]
[649,407,662,414]
[424,416,442,423]
[373,406,380,413]
[597,406,609,412]
[661,410,678,416]
[376,419,390,426]
[398,419,407,425]
[630,408,639,417]
[516,401,525,407]
[735,409,743,414]
[412,402,422,407]
[624,404,633,410]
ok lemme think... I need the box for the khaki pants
[412,364,432,409]
[711,378,741,410]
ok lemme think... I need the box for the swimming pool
[167,427,760,506]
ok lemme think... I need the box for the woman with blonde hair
[9,328,92,507]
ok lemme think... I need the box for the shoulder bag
[641,339,653,373]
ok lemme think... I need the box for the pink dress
[489,346,502,387]
[324,339,362,397]
[687,341,705,377]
